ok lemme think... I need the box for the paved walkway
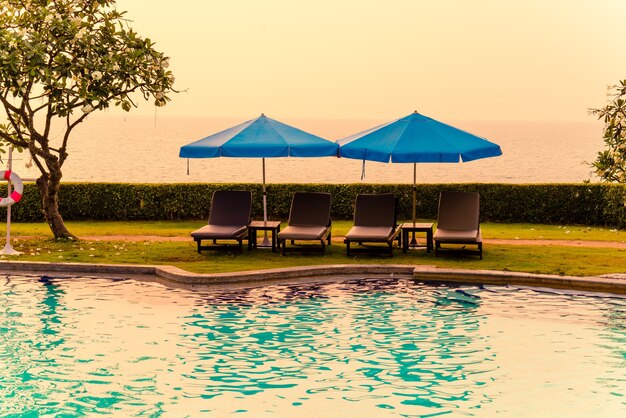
[483,238,626,248]
[71,235,626,249]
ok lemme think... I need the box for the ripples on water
[11,116,605,184]
[0,276,624,417]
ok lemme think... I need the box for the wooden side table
[400,222,433,253]
[248,221,281,253]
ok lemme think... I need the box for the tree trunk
[36,170,77,241]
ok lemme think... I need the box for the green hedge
[1,182,625,228]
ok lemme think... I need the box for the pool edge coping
[0,260,625,294]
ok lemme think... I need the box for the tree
[590,80,626,183]
[0,0,175,239]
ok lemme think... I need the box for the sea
[9,115,606,184]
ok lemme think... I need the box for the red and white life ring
[0,170,23,206]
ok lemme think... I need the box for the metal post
[410,162,418,246]
[1,148,22,255]
[260,158,271,246]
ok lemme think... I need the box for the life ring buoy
[0,170,23,206]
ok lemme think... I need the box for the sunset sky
[116,0,626,122]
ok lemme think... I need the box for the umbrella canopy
[337,111,502,230]
[179,114,338,243]
[180,114,338,159]
[338,111,502,163]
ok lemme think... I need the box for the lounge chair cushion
[345,226,395,241]
[434,228,482,243]
[279,192,332,254]
[278,225,328,240]
[208,191,253,226]
[287,192,332,227]
[191,224,248,239]
[436,191,480,231]
[352,194,396,227]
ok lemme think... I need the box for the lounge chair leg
[479,243,483,260]
[196,240,202,254]
[389,242,393,258]
[321,239,325,253]
[327,231,331,245]
[435,242,439,257]
[346,241,351,256]
[280,239,286,256]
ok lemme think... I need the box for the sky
[115,0,626,122]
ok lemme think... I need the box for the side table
[248,221,281,253]
[400,222,433,253]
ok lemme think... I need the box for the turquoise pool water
[0,275,624,417]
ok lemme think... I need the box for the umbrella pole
[261,158,271,246]
[410,162,418,246]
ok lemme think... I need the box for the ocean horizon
[10,115,606,185]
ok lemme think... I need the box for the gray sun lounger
[277,192,332,255]
[191,190,252,254]
[434,191,482,259]
[344,194,400,257]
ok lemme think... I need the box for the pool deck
[0,260,625,294]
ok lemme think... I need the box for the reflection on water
[0,276,624,417]
[179,282,490,416]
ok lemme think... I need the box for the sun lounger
[191,190,252,254]
[344,194,400,257]
[434,191,482,259]
[277,192,332,254]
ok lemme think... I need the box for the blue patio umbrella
[180,114,338,244]
[337,111,502,235]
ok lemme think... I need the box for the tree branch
[0,96,30,146]
[59,112,89,166]
[0,131,29,148]
[30,152,47,177]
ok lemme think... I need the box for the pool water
[0,275,624,417]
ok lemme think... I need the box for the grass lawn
[3,220,625,277]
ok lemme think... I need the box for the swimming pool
[0,275,624,416]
